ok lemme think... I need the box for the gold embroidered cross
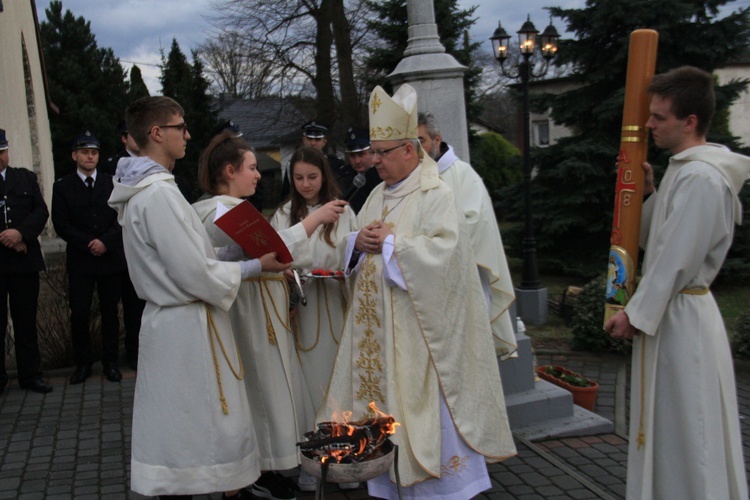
[371,93,382,114]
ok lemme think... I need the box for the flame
[327,402,399,441]
[367,402,400,435]
[304,402,400,464]
[329,409,355,436]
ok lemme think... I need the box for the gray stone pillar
[388,0,470,162]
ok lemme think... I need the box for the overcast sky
[36,0,747,94]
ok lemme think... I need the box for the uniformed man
[100,124,145,369]
[343,126,379,213]
[0,127,53,394]
[280,120,352,199]
[100,122,139,176]
[52,131,126,384]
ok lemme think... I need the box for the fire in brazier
[298,402,399,465]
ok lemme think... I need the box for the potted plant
[536,365,599,411]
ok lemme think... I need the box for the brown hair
[125,96,185,149]
[648,66,715,137]
[286,146,341,247]
[198,130,254,195]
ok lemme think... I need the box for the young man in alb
[109,96,288,500]
[606,66,749,499]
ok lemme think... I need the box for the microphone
[342,173,366,202]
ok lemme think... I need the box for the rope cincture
[679,287,709,295]
[206,305,244,415]
[247,275,291,344]
[295,278,345,352]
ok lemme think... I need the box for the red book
[214,200,293,264]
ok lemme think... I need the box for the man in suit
[52,131,126,384]
[101,124,144,370]
[0,127,53,394]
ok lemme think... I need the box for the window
[533,121,550,147]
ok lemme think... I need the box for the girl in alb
[193,132,347,500]
[271,146,358,492]
[271,146,357,411]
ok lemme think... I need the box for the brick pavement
[0,353,748,499]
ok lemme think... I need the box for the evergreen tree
[364,0,483,119]
[160,40,220,199]
[511,0,750,276]
[39,1,129,178]
[127,65,150,102]
[470,132,522,210]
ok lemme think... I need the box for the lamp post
[490,15,559,324]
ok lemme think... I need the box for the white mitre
[369,84,419,141]
[368,84,441,188]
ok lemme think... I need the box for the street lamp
[491,15,559,324]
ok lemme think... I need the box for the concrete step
[505,378,574,429]
[507,380,614,441]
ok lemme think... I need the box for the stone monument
[388,0,470,162]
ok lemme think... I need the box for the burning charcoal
[298,408,399,465]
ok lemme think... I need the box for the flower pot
[536,365,599,411]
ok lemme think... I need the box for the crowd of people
[99,89,517,500]
[0,84,518,500]
[1,64,749,500]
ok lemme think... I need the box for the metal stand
[315,461,329,500]
[393,444,403,499]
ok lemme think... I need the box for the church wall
[0,0,56,219]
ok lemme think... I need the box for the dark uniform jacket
[0,167,48,273]
[51,172,125,275]
[330,155,356,194]
[347,166,382,214]
[100,149,127,177]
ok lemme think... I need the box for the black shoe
[128,356,138,371]
[251,471,296,500]
[221,487,254,500]
[102,362,122,382]
[20,377,53,393]
[69,364,93,384]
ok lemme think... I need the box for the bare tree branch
[207,0,375,130]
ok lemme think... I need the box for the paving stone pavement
[1,352,748,499]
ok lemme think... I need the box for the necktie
[86,177,94,201]
[0,176,6,229]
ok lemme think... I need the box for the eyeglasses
[157,122,189,134]
[369,143,407,158]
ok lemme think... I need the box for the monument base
[499,333,613,440]
[515,286,549,325]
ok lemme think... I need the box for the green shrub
[570,274,632,355]
[469,132,522,221]
[731,310,750,359]
[541,366,593,387]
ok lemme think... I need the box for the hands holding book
[217,243,290,278]
[259,252,291,273]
